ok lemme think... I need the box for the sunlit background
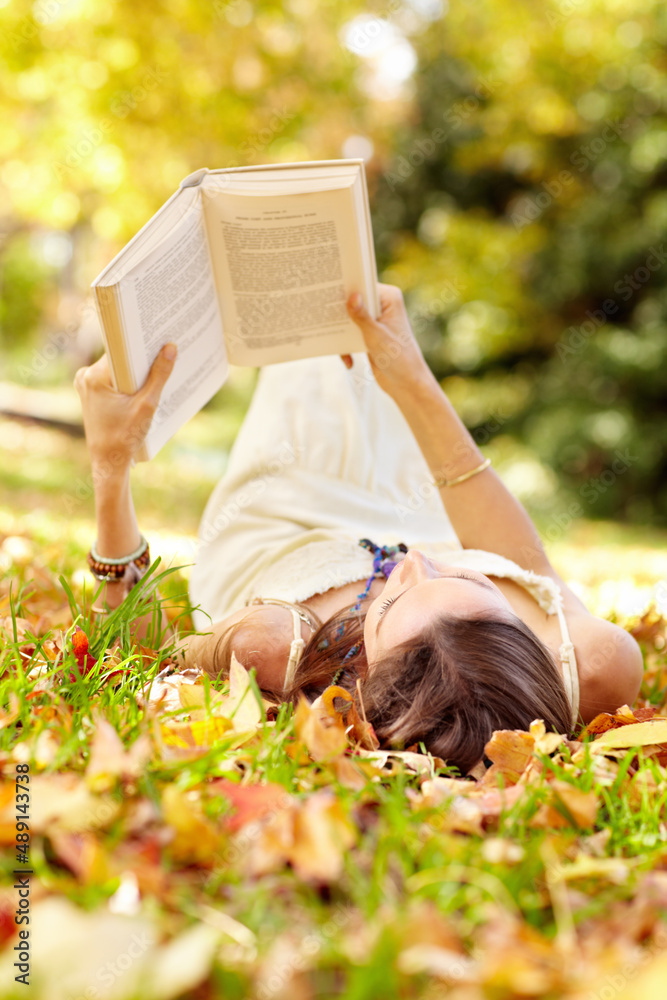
[0,0,666,615]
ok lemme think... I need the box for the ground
[1,414,667,1000]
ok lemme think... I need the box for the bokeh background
[1,0,666,613]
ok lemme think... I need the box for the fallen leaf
[220,654,263,731]
[289,789,356,882]
[583,704,657,737]
[354,747,446,776]
[160,716,233,749]
[531,780,599,829]
[207,779,290,833]
[69,625,97,678]
[161,785,223,865]
[0,773,119,838]
[244,790,356,883]
[317,685,379,750]
[85,719,151,791]
[590,720,667,752]
[484,729,535,783]
[293,695,348,761]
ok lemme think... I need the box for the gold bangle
[433,457,492,489]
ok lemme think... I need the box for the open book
[92,159,379,460]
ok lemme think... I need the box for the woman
[76,285,643,774]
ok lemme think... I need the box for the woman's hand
[343,283,434,399]
[74,344,177,468]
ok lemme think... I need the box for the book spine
[93,286,149,464]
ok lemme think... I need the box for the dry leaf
[590,719,667,752]
[215,654,263,732]
[484,729,535,783]
[85,719,151,791]
[289,790,356,882]
[243,790,356,883]
[293,696,348,761]
[160,716,233,749]
[161,785,223,865]
[317,685,379,750]
[354,747,445,776]
[0,774,120,837]
[207,778,290,833]
[531,780,599,829]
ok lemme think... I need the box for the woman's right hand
[74,343,177,468]
[345,283,434,399]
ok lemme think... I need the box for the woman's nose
[401,549,439,582]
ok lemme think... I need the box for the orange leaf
[484,729,535,784]
[289,790,356,882]
[208,779,290,833]
[71,626,89,662]
[293,696,347,761]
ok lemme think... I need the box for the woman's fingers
[74,354,113,394]
[346,293,384,347]
[346,285,429,397]
[340,354,353,369]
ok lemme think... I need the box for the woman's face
[363,549,514,666]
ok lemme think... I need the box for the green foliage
[1,0,666,522]
[371,0,667,524]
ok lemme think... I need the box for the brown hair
[285,603,573,775]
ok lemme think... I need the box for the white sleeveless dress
[190,354,580,727]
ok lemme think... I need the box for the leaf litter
[1,548,667,997]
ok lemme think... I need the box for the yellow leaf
[162,785,222,865]
[215,654,262,732]
[355,748,445,775]
[161,716,233,749]
[293,696,347,761]
[590,720,667,752]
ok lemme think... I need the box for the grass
[1,414,667,999]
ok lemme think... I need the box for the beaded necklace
[326,538,408,685]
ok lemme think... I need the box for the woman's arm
[347,287,559,582]
[348,287,644,712]
[74,345,177,618]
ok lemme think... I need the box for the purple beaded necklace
[327,538,408,685]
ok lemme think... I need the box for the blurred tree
[370,0,667,525]
[1,0,666,524]
[0,0,379,358]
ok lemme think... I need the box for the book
[91,159,379,461]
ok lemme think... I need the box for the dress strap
[552,595,580,730]
[248,597,321,692]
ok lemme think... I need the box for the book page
[203,189,367,366]
[116,203,229,458]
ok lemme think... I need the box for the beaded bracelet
[87,535,151,582]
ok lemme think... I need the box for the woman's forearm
[91,463,142,609]
[392,370,549,571]
[93,463,141,557]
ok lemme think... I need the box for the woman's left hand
[74,344,177,468]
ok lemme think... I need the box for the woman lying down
[75,285,643,774]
